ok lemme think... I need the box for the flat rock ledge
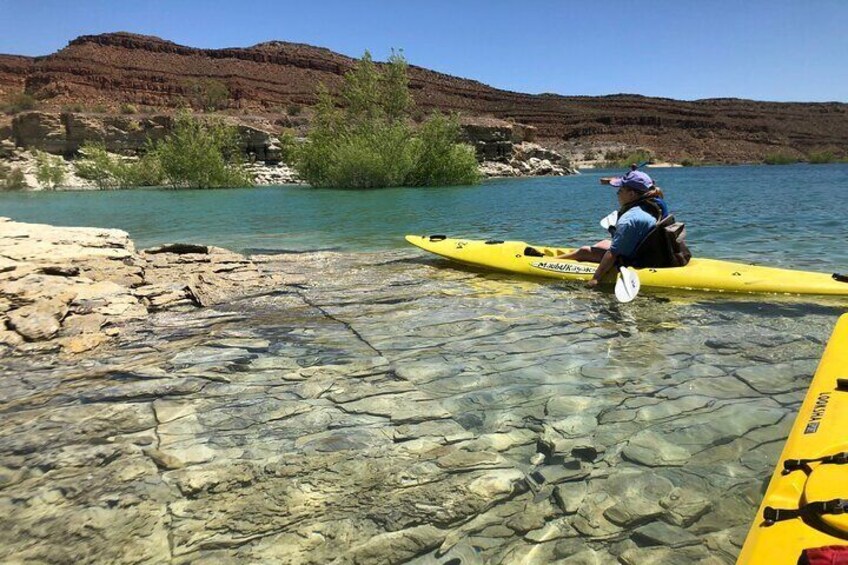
[0,217,286,355]
[0,238,816,563]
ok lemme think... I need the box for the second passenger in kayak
[557,169,667,288]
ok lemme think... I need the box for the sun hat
[609,170,653,193]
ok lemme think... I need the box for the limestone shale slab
[1,243,832,563]
[0,218,284,355]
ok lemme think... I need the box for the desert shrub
[583,150,596,161]
[287,104,302,116]
[75,142,118,188]
[115,152,164,187]
[293,50,479,188]
[764,153,797,165]
[120,103,138,115]
[603,149,653,168]
[34,151,66,189]
[76,140,168,188]
[62,103,85,113]
[407,113,481,186]
[151,112,251,188]
[0,164,27,189]
[808,150,836,164]
[187,79,230,112]
[2,92,37,114]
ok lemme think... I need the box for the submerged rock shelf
[0,226,835,563]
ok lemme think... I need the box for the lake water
[2,164,847,272]
[3,164,848,563]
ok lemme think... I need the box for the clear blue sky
[1,0,846,102]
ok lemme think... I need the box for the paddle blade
[600,211,618,230]
[614,267,641,303]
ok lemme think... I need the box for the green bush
[34,151,66,189]
[75,142,117,188]
[763,153,797,165]
[151,112,251,188]
[2,92,37,114]
[120,103,138,115]
[407,113,480,186]
[603,149,653,168]
[287,104,302,116]
[808,150,836,164]
[293,50,479,188]
[187,79,230,112]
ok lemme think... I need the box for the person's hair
[645,186,664,199]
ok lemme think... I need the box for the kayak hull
[405,235,848,296]
[738,314,848,563]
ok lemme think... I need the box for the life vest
[617,196,692,269]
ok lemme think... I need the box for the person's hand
[587,278,600,289]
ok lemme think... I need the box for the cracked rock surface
[1,240,840,563]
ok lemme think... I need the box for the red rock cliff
[2,32,847,163]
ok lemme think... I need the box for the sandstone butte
[1,32,846,164]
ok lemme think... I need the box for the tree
[294,51,479,188]
[187,79,230,112]
[34,151,66,189]
[151,112,251,188]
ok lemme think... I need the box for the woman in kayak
[557,169,667,288]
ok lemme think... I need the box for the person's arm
[588,249,618,288]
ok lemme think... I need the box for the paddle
[614,266,640,303]
[600,210,618,232]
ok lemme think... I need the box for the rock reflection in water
[0,249,836,564]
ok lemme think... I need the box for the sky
[1,0,846,103]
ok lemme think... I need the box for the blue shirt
[655,198,669,218]
[609,206,657,258]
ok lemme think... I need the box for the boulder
[6,304,63,341]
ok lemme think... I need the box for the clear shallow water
[1,164,847,271]
[2,165,848,563]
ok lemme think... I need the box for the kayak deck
[405,235,848,296]
[738,314,848,563]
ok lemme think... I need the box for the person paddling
[558,167,669,288]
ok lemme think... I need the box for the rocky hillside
[2,32,847,163]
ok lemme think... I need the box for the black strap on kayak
[783,451,848,474]
[524,246,544,257]
[764,499,848,526]
[833,273,848,283]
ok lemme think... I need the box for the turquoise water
[1,164,847,271]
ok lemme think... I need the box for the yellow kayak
[405,235,848,296]
[738,314,848,564]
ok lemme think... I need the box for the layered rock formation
[1,110,571,188]
[0,218,288,354]
[2,32,847,162]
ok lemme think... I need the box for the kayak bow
[405,235,848,296]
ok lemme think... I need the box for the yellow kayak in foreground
[739,314,848,564]
[405,235,848,296]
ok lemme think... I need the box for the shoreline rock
[0,111,575,190]
[0,217,286,354]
